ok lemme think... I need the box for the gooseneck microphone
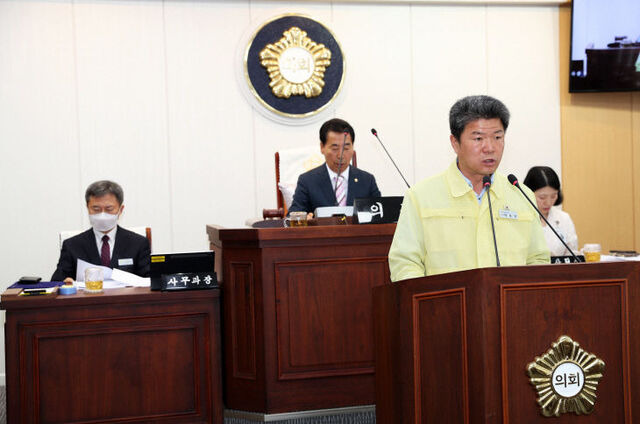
[370,128,411,188]
[333,132,348,205]
[483,176,501,267]
[507,174,582,262]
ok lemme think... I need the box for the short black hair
[449,95,510,141]
[523,166,563,205]
[85,180,124,205]
[319,118,355,145]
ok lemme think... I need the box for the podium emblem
[527,335,605,417]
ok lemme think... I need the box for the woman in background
[523,166,578,256]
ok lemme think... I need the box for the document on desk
[111,268,150,287]
[600,254,640,262]
[75,259,151,288]
[74,279,127,290]
[76,259,112,282]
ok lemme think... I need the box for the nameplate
[315,206,353,218]
[354,196,403,224]
[551,255,585,264]
[160,272,218,291]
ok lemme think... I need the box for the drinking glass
[284,211,308,227]
[84,267,104,293]
[583,243,601,263]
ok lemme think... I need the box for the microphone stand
[333,132,347,206]
[370,128,411,188]
[483,176,501,267]
[508,175,582,262]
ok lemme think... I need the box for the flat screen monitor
[570,0,640,92]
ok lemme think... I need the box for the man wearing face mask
[51,180,151,282]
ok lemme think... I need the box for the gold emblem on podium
[259,27,332,99]
[526,335,605,417]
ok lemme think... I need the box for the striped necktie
[334,175,346,206]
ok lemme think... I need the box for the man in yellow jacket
[389,95,550,282]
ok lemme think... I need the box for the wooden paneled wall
[559,6,640,253]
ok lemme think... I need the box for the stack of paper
[75,259,151,289]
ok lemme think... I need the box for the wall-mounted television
[570,0,640,92]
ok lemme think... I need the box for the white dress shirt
[326,163,350,204]
[93,226,117,259]
[543,206,578,256]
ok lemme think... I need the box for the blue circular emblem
[244,14,345,119]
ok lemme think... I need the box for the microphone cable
[333,132,348,206]
[508,174,582,262]
[483,175,501,267]
[370,128,411,188]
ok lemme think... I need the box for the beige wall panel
[73,1,173,252]
[486,6,562,181]
[559,6,635,253]
[332,3,412,197]
[163,0,256,246]
[0,1,79,283]
[561,94,634,252]
[410,5,487,183]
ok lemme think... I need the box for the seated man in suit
[52,180,151,282]
[289,118,381,214]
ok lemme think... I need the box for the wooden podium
[2,287,223,424]
[373,262,640,423]
[207,223,395,413]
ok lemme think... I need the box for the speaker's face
[450,118,505,186]
[321,131,354,174]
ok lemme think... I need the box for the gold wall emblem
[526,335,605,417]
[259,27,331,99]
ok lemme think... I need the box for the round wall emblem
[243,14,346,121]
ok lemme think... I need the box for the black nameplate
[160,272,218,291]
[551,255,585,264]
[353,196,403,224]
[150,251,215,291]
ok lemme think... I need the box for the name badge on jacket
[118,258,134,266]
[499,209,518,220]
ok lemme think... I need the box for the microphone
[483,175,501,267]
[370,128,410,188]
[333,132,348,206]
[507,174,582,262]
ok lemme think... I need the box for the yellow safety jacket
[389,161,550,282]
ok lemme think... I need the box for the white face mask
[89,212,119,232]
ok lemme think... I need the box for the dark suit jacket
[51,226,151,281]
[289,165,381,213]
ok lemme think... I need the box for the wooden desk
[2,287,223,423]
[207,223,395,413]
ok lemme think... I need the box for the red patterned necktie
[334,175,346,206]
[101,235,111,267]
